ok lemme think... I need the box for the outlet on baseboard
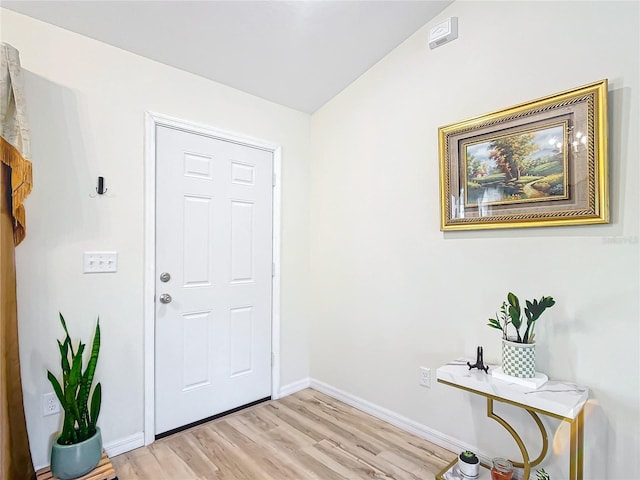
[43,392,60,416]
[419,367,431,388]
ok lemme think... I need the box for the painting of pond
[463,123,569,207]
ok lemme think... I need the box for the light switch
[83,252,117,273]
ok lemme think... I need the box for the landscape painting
[439,80,608,230]
[463,123,569,207]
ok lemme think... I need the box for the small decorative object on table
[491,457,514,480]
[487,292,555,379]
[458,451,480,478]
[467,346,489,373]
[536,468,551,480]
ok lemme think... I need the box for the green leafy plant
[47,313,101,445]
[459,450,479,464]
[488,292,556,343]
[536,468,551,480]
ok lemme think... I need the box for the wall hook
[90,176,114,198]
[96,176,107,195]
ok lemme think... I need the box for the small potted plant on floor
[47,313,102,479]
[487,292,555,378]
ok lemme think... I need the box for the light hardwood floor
[111,388,454,479]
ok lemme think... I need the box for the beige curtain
[0,43,35,480]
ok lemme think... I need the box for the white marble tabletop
[436,359,589,419]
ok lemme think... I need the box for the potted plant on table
[457,450,480,477]
[487,292,555,378]
[536,468,551,480]
[47,313,102,479]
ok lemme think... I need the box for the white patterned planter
[502,339,535,378]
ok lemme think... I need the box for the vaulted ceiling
[2,1,452,113]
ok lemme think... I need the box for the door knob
[159,293,172,304]
[160,272,171,282]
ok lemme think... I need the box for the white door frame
[143,111,282,445]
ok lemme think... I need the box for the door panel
[155,125,272,435]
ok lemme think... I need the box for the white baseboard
[277,377,311,398]
[309,379,489,465]
[104,431,145,457]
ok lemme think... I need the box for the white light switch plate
[83,251,117,273]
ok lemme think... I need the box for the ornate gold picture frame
[438,80,609,231]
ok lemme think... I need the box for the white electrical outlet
[43,392,60,416]
[419,367,431,388]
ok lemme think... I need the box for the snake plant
[487,292,556,343]
[47,313,101,445]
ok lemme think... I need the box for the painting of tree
[488,133,537,181]
[463,124,568,207]
[440,79,608,230]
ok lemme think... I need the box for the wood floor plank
[282,392,397,452]
[281,390,447,475]
[296,390,445,459]
[273,396,390,456]
[214,420,302,480]
[259,422,318,454]
[240,427,332,480]
[377,450,441,479]
[111,388,455,479]
[313,438,392,479]
[190,425,258,480]
[165,431,221,478]
[119,446,171,479]
[147,441,200,479]
[317,434,422,480]
[299,442,356,480]
[297,390,452,471]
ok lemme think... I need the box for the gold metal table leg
[569,409,584,480]
[515,409,549,469]
[486,398,549,480]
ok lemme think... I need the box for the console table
[436,359,588,480]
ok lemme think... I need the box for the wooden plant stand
[36,452,117,480]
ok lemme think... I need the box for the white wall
[310,1,639,479]
[0,9,310,469]
[3,1,639,476]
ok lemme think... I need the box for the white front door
[155,124,273,435]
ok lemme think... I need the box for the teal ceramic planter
[50,428,102,479]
